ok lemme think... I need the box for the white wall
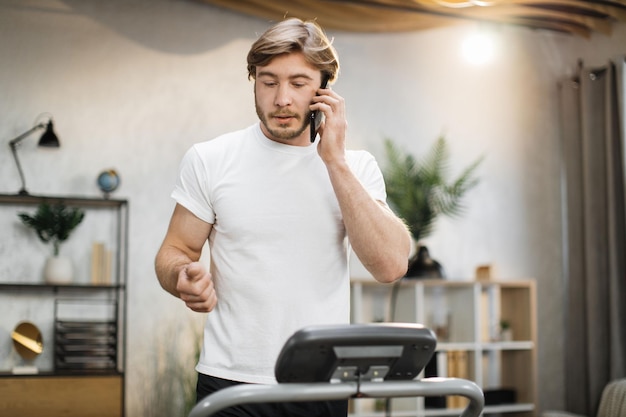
[0,0,624,415]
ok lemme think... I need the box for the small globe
[97,169,120,195]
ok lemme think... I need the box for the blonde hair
[247,18,339,83]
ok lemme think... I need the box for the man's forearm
[327,162,411,283]
[154,244,193,298]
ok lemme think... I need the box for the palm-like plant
[18,203,85,256]
[383,136,483,244]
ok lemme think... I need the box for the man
[155,17,411,417]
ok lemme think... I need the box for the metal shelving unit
[0,193,128,417]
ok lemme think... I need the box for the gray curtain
[559,58,626,416]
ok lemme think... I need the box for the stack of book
[423,350,471,409]
[446,350,470,409]
[55,320,117,372]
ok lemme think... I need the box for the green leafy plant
[18,203,85,256]
[383,136,483,243]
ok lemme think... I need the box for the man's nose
[274,85,292,107]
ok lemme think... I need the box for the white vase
[43,256,73,284]
[501,328,513,342]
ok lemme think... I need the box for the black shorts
[196,373,348,417]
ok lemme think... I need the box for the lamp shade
[8,115,61,195]
[37,120,60,147]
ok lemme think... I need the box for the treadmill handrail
[188,377,484,417]
[359,378,485,417]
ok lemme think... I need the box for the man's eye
[292,83,306,88]
[263,82,277,87]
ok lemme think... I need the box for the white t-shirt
[172,123,388,384]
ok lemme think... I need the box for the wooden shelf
[0,373,123,417]
[350,279,537,417]
[348,402,535,417]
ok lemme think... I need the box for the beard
[255,98,312,141]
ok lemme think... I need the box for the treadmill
[189,323,484,417]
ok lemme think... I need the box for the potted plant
[499,320,513,341]
[18,203,85,284]
[383,136,482,278]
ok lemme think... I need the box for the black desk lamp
[8,116,61,195]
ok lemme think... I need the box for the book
[91,242,112,284]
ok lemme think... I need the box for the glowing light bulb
[462,32,495,65]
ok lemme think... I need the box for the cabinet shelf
[435,342,481,351]
[433,341,534,351]
[0,193,126,208]
[0,193,128,417]
[481,341,535,350]
[348,402,535,417]
[350,279,537,417]
[484,403,535,413]
[0,283,124,291]
[0,369,123,377]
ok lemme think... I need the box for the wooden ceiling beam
[198,0,626,36]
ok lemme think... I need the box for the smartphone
[310,74,330,143]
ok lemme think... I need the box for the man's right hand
[176,261,217,313]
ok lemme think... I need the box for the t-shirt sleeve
[171,145,216,224]
[350,150,389,207]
